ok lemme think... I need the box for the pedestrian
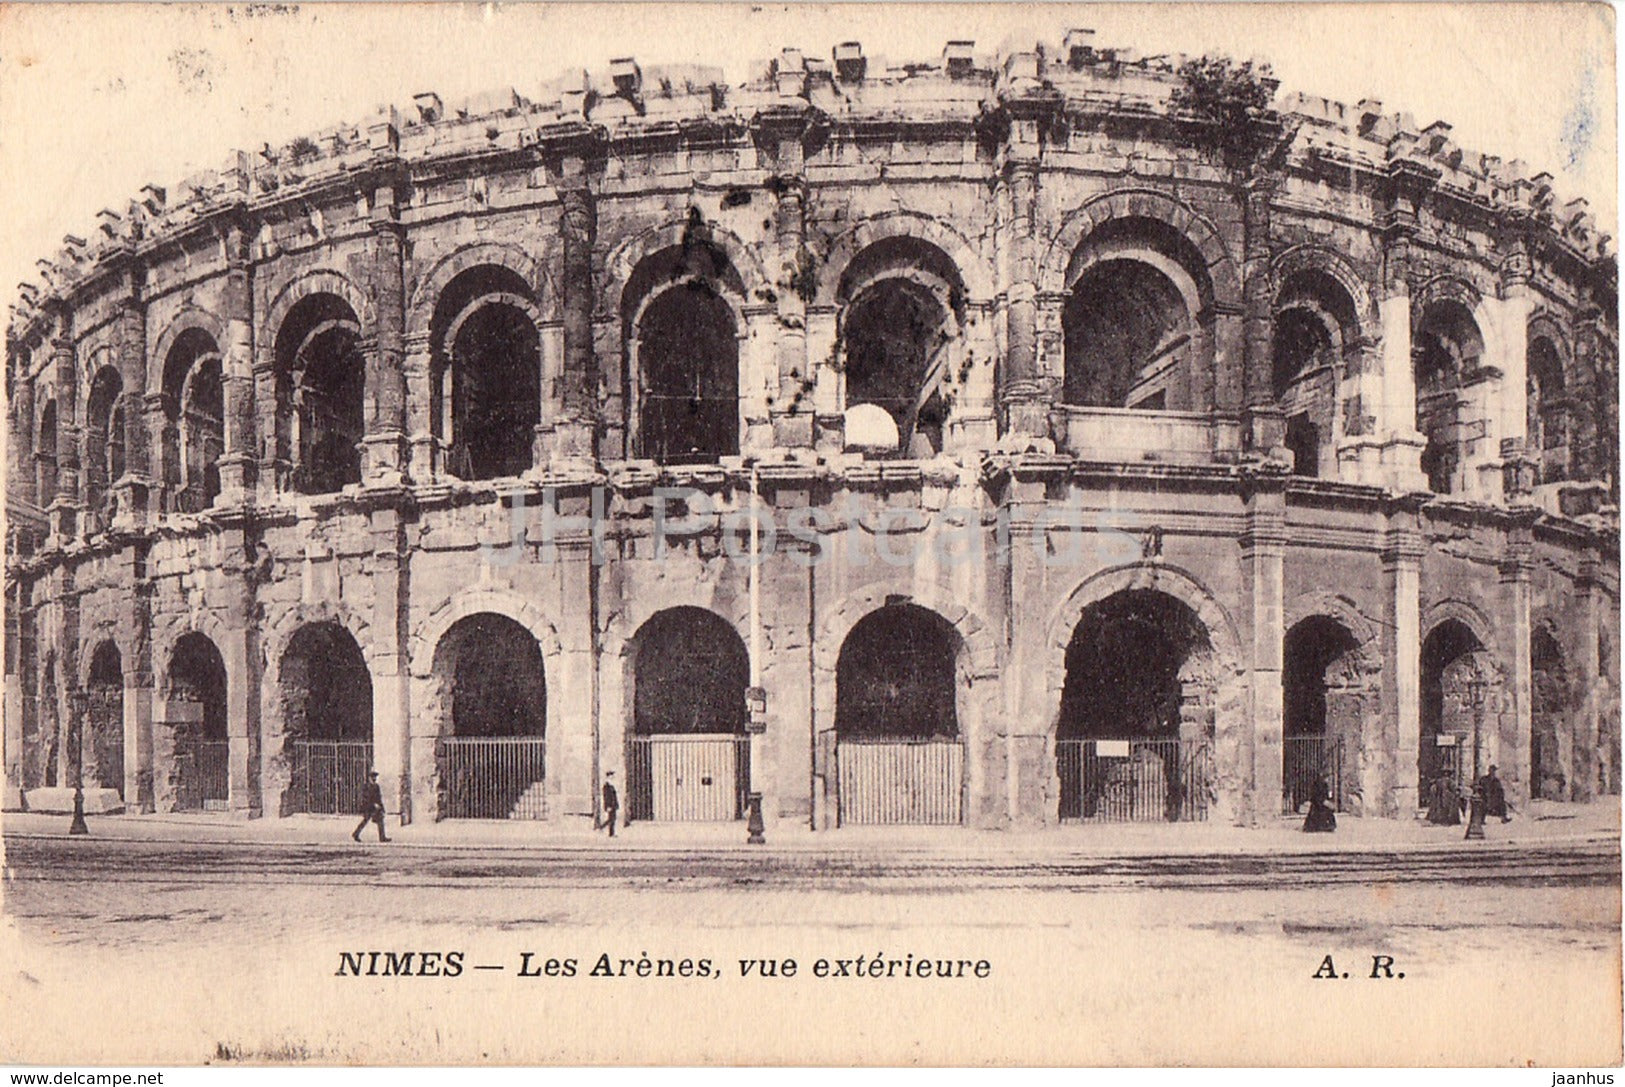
[1480,765,1511,823]
[1426,771,1461,826]
[352,770,390,842]
[600,770,619,838]
[1301,776,1336,833]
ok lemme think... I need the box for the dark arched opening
[1531,628,1568,800]
[1272,270,1358,479]
[431,612,548,819]
[1528,335,1569,484]
[1282,617,1361,812]
[1415,300,1482,495]
[633,285,739,464]
[35,401,57,508]
[86,641,124,798]
[430,267,541,480]
[1057,590,1215,822]
[626,607,750,821]
[168,633,228,811]
[274,294,364,494]
[161,328,224,512]
[842,280,950,457]
[84,368,125,529]
[1420,619,1490,797]
[280,622,372,815]
[834,603,964,825]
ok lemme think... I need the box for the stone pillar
[4,581,22,809]
[1242,177,1285,456]
[404,331,436,479]
[124,565,155,812]
[763,478,816,824]
[1242,486,1287,823]
[1572,553,1602,801]
[551,132,601,462]
[217,220,256,503]
[112,269,151,525]
[1381,511,1424,815]
[759,115,814,451]
[1495,234,1536,500]
[10,375,37,510]
[48,310,79,540]
[1498,519,1536,806]
[551,521,599,821]
[363,177,410,485]
[999,143,1049,442]
[368,503,411,822]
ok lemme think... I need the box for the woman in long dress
[1302,776,1337,833]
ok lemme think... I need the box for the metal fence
[1283,735,1346,813]
[625,734,751,821]
[286,740,374,815]
[1056,737,1212,823]
[437,736,547,820]
[836,738,964,826]
[174,738,230,811]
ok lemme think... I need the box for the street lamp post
[1464,673,1487,841]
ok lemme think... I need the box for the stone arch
[259,267,374,356]
[1270,246,1377,329]
[602,216,770,322]
[407,241,558,337]
[1422,597,1497,655]
[1281,597,1382,815]
[153,614,237,697]
[1041,563,1243,717]
[1413,273,1485,315]
[262,601,375,687]
[78,624,132,688]
[410,589,563,680]
[815,212,995,304]
[149,307,226,395]
[1420,608,1509,799]
[816,584,999,681]
[1040,188,1242,304]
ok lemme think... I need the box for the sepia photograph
[0,1,1618,1069]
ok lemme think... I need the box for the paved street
[3,821,1620,1066]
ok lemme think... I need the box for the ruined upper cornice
[8,30,1615,348]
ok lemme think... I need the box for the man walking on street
[353,770,390,842]
[601,771,619,838]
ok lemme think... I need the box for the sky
[0,2,1615,324]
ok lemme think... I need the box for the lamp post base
[68,787,89,836]
[1465,791,1486,840]
[746,792,766,845]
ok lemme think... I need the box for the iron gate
[174,738,230,811]
[836,738,964,825]
[1282,735,1346,813]
[437,736,547,819]
[1056,738,1211,822]
[625,735,750,821]
[287,740,374,815]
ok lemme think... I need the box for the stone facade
[5,35,1619,828]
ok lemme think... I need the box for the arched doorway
[1062,218,1214,413]
[1528,334,1569,484]
[622,225,744,465]
[274,293,365,494]
[1420,620,1495,798]
[160,327,224,512]
[167,633,229,811]
[837,237,965,458]
[86,641,125,799]
[1282,618,1363,813]
[1055,590,1215,822]
[1272,270,1360,479]
[1414,300,1482,495]
[430,266,542,480]
[84,367,125,530]
[834,603,964,825]
[430,613,547,819]
[1530,628,1569,800]
[626,607,750,822]
[279,622,372,815]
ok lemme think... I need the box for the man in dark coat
[600,771,619,838]
[1301,776,1337,833]
[353,770,390,842]
[1481,765,1511,822]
